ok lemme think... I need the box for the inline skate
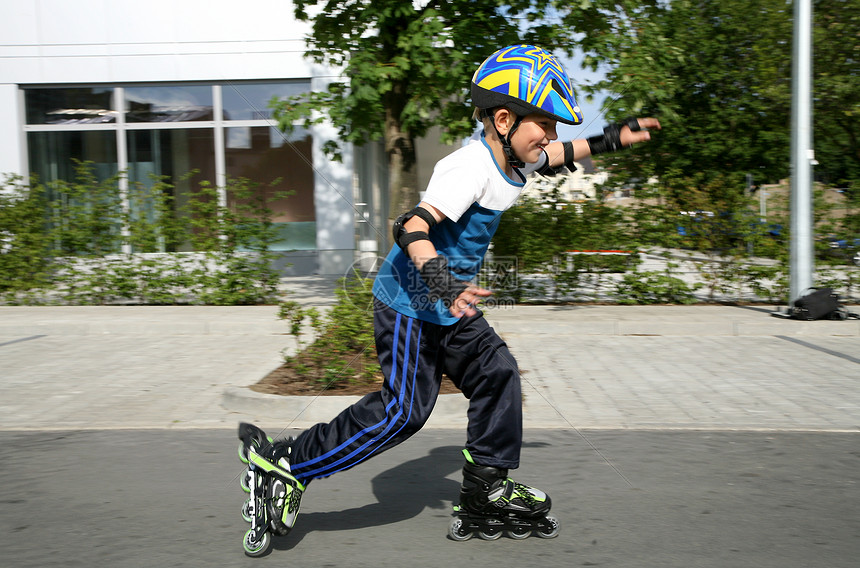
[237,423,306,556]
[448,449,560,541]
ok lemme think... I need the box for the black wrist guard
[562,140,577,172]
[587,117,641,155]
[419,256,469,309]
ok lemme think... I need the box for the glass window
[221,81,310,121]
[23,83,321,255]
[124,85,214,123]
[127,128,217,251]
[27,130,122,254]
[25,87,116,125]
[225,126,316,251]
[27,130,118,187]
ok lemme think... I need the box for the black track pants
[289,299,522,483]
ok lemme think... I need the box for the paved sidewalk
[1,276,858,432]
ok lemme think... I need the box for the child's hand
[450,286,493,318]
[620,118,661,146]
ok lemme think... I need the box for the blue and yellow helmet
[471,45,583,125]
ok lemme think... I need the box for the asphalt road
[1,428,857,568]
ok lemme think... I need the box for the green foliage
[0,174,52,297]
[49,160,125,256]
[274,0,578,215]
[490,193,560,274]
[0,162,285,305]
[812,0,860,189]
[614,266,702,305]
[282,0,565,148]
[492,182,635,269]
[562,0,859,207]
[623,186,683,250]
[739,262,789,304]
[278,276,380,389]
[694,256,746,303]
[491,180,639,299]
[487,178,822,305]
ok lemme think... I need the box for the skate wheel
[448,518,473,542]
[241,499,253,523]
[238,441,249,464]
[478,528,503,541]
[243,528,271,557]
[505,526,531,540]
[536,515,560,539]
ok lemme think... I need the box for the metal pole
[789,0,815,307]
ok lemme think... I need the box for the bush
[491,182,638,300]
[278,276,380,389]
[0,162,285,305]
[0,174,52,298]
[614,269,702,305]
[488,178,813,304]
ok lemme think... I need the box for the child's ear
[493,108,515,136]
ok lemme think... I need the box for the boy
[238,44,660,553]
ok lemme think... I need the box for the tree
[563,0,860,210]
[271,0,574,219]
[563,0,797,211]
[812,0,860,191]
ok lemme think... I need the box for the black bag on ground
[791,287,847,320]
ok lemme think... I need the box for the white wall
[309,74,355,274]
[0,0,313,84]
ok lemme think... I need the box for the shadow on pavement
[273,445,462,550]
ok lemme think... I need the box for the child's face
[511,113,558,164]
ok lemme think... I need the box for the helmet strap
[489,110,525,169]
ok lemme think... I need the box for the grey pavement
[0,275,858,433]
[2,428,858,568]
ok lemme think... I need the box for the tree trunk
[385,106,420,220]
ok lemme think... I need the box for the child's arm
[398,203,444,271]
[399,203,492,318]
[542,117,661,170]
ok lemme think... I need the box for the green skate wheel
[536,515,560,539]
[241,499,253,523]
[448,518,472,541]
[243,528,271,557]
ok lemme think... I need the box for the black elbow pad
[393,206,437,250]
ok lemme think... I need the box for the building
[0,0,361,275]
